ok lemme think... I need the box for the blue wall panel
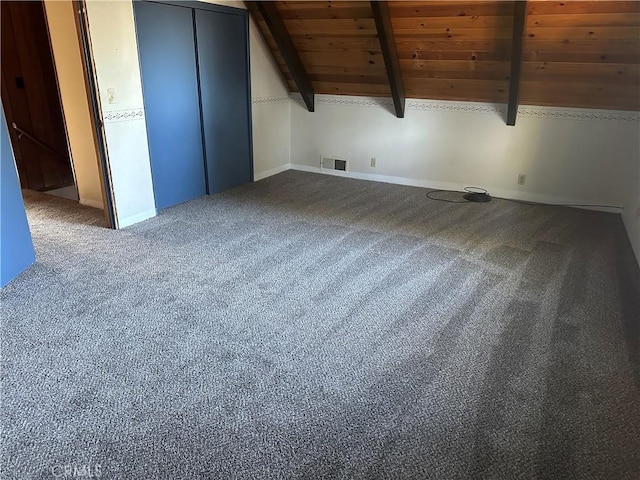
[195,8,253,194]
[134,1,206,210]
[1,105,35,287]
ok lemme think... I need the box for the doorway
[1,1,75,195]
[1,0,111,227]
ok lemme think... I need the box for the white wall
[85,0,155,228]
[291,96,638,205]
[44,0,104,210]
[248,15,291,180]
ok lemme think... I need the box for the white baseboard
[289,163,623,214]
[117,208,157,228]
[254,163,291,181]
[79,198,104,210]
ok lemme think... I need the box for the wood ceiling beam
[253,2,314,112]
[370,1,405,118]
[507,1,527,126]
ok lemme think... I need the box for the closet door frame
[136,0,254,191]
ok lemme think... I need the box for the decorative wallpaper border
[103,108,145,123]
[290,93,640,122]
[318,95,394,109]
[101,97,639,123]
[517,106,639,122]
[252,96,290,105]
[407,99,506,116]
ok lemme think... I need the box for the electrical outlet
[370,157,376,167]
[517,174,527,186]
[107,88,116,104]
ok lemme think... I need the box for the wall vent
[321,156,347,171]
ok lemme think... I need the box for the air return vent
[321,156,347,172]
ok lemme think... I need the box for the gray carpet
[2,170,639,479]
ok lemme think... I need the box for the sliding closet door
[195,9,253,194]
[134,2,206,209]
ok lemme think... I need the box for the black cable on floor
[425,190,468,203]
[426,188,622,210]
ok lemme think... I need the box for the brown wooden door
[1,1,74,191]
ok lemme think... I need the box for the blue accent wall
[133,1,253,209]
[134,1,206,210]
[1,105,35,287]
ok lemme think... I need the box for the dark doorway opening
[1,1,75,196]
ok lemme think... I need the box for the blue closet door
[195,9,253,194]
[134,1,206,209]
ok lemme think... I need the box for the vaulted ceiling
[248,1,640,119]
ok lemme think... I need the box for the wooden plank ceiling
[248,1,640,111]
